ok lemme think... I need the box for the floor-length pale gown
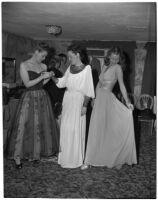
[57,65,94,168]
[84,64,137,168]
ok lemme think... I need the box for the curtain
[141,42,156,97]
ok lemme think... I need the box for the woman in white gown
[52,44,94,168]
[81,46,137,170]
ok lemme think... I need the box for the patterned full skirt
[7,89,60,160]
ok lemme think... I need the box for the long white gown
[84,64,137,168]
[56,65,94,168]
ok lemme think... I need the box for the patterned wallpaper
[134,43,147,101]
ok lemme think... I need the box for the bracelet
[83,103,88,107]
[83,99,90,107]
[83,96,90,107]
[83,104,87,108]
[52,76,59,84]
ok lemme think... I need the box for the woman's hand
[91,99,95,107]
[126,102,134,110]
[81,106,87,116]
[51,75,59,84]
[41,71,54,79]
[49,71,55,77]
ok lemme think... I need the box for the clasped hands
[126,102,134,110]
[41,71,55,79]
[81,106,87,116]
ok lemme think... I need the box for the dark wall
[2,31,37,82]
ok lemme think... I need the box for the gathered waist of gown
[98,79,116,92]
[26,87,44,91]
[66,88,83,94]
[99,87,113,93]
[99,84,114,92]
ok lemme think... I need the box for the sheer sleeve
[56,66,70,88]
[81,65,95,98]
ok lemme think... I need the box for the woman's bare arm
[116,65,133,109]
[20,63,50,88]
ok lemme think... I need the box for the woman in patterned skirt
[7,43,59,169]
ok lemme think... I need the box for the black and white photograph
[1,1,156,199]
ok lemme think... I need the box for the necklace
[70,64,85,74]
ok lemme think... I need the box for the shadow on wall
[123,51,132,93]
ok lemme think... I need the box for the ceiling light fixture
[46,25,62,36]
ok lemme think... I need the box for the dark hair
[47,57,61,71]
[67,44,89,65]
[58,53,67,64]
[44,47,56,66]
[104,46,126,70]
[47,58,57,71]
[35,42,50,53]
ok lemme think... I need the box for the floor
[3,124,156,198]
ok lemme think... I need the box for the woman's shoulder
[20,61,28,71]
[115,64,122,70]
[20,61,34,74]
[85,64,92,71]
[86,64,91,68]
[21,60,27,66]
[81,64,92,74]
[115,64,123,75]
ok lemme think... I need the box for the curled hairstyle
[47,58,57,71]
[104,46,126,70]
[67,44,89,65]
[34,42,50,53]
[47,57,61,71]
[58,53,67,64]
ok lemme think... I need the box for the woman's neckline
[70,64,86,74]
[27,70,45,74]
[102,64,117,73]
[26,60,44,73]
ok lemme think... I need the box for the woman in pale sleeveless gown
[81,46,137,170]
